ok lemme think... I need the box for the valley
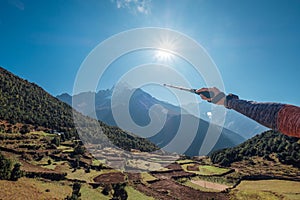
[1,129,299,199]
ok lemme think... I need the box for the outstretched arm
[197,87,300,138]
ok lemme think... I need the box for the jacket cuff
[225,93,239,109]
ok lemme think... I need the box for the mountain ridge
[57,89,265,140]
[0,66,158,152]
[57,87,246,156]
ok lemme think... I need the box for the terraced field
[231,180,300,200]
[1,130,300,199]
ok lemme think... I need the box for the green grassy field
[57,145,73,153]
[126,186,155,200]
[29,156,67,170]
[190,175,234,186]
[80,184,111,200]
[176,159,195,164]
[231,180,300,200]
[65,168,120,183]
[140,172,158,182]
[81,184,155,200]
[91,158,106,166]
[42,161,66,170]
[182,164,230,175]
[29,131,55,137]
[198,165,230,175]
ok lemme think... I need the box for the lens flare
[154,50,174,61]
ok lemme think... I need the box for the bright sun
[154,50,174,61]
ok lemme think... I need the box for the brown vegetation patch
[149,179,229,200]
[152,170,194,179]
[20,160,56,173]
[18,159,67,180]
[166,163,183,170]
[187,164,200,171]
[93,172,125,184]
[126,172,141,183]
[134,183,175,200]
[0,177,71,200]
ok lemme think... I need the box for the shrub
[10,163,22,181]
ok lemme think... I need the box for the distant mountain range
[57,86,257,156]
[58,88,266,140]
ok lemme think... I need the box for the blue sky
[1,0,300,106]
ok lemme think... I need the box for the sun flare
[154,50,174,61]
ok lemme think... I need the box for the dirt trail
[191,180,229,191]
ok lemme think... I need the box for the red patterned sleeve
[277,105,300,138]
[227,98,300,138]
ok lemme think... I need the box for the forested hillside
[210,130,300,168]
[0,67,158,152]
[0,67,74,129]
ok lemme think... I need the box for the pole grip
[192,89,215,98]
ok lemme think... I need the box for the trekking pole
[163,84,215,98]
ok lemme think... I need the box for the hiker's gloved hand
[196,87,226,105]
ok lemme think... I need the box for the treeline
[210,130,300,168]
[0,67,158,152]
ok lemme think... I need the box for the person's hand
[196,87,226,105]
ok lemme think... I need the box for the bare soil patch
[149,179,229,200]
[166,163,183,170]
[134,183,175,200]
[152,170,194,179]
[187,164,199,171]
[191,180,229,191]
